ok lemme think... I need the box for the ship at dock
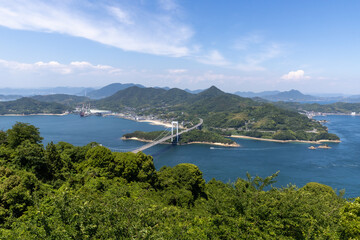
[80,104,91,117]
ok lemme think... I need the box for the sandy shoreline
[107,113,175,128]
[122,137,240,147]
[230,135,341,144]
[185,141,240,147]
[121,137,154,143]
[137,119,173,128]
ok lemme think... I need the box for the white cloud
[108,6,133,25]
[281,70,311,81]
[197,50,230,66]
[158,0,178,11]
[0,59,122,75]
[234,33,263,50]
[167,69,187,74]
[0,0,193,57]
[235,43,281,71]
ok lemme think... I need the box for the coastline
[137,119,173,128]
[121,137,154,143]
[230,135,341,144]
[107,113,174,128]
[122,137,240,147]
[1,112,69,116]
[184,141,240,147]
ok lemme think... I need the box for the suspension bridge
[131,118,203,153]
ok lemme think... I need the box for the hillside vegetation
[0,122,358,239]
[123,129,236,145]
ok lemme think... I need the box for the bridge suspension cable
[102,126,172,153]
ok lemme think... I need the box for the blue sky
[0,0,359,94]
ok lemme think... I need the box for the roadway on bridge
[132,118,203,153]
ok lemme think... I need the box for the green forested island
[0,122,359,239]
[123,129,238,146]
[95,86,340,141]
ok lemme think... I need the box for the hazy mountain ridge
[234,90,280,98]
[31,94,89,106]
[264,89,317,101]
[87,83,145,99]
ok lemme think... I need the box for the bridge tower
[171,121,179,143]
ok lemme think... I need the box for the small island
[122,129,240,147]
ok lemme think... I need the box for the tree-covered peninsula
[0,122,358,239]
[122,129,239,146]
[0,97,70,115]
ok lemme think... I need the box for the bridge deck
[132,118,203,153]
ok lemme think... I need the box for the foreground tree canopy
[0,122,358,239]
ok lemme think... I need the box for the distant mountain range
[86,83,204,99]
[234,89,317,102]
[86,83,145,99]
[263,90,317,102]
[0,94,23,101]
[234,90,280,98]
[234,89,352,103]
[31,94,89,106]
[2,83,360,104]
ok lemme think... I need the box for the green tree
[0,131,6,145]
[112,152,157,184]
[44,141,64,180]
[6,122,43,149]
[339,197,360,239]
[13,140,49,179]
[158,163,206,206]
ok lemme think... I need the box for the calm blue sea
[0,114,359,197]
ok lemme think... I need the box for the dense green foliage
[123,130,170,141]
[238,129,340,141]
[0,122,358,239]
[123,129,236,145]
[0,97,69,115]
[178,129,235,144]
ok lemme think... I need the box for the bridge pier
[132,118,202,153]
[171,121,179,143]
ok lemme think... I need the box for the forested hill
[94,86,338,141]
[0,97,69,115]
[31,94,89,106]
[95,86,193,109]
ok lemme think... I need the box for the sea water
[0,114,359,197]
